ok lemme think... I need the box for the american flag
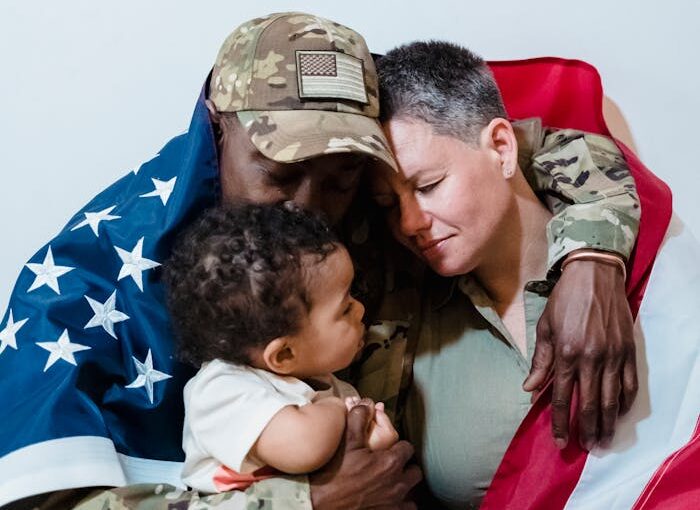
[0,86,218,505]
[482,58,699,510]
[296,50,368,104]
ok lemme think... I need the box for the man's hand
[345,397,400,451]
[310,403,422,510]
[523,258,638,451]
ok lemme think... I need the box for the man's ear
[262,337,297,375]
[481,118,519,179]
[205,99,222,125]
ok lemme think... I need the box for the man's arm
[518,121,641,451]
[66,406,419,510]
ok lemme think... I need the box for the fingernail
[555,438,567,449]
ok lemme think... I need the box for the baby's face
[289,246,366,377]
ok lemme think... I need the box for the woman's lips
[418,236,451,261]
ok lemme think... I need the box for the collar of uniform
[512,117,545,173]
[429,273,488,312]
[431,272,553,312]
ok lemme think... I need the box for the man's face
[217,117,369,225]
[371,118,514,276]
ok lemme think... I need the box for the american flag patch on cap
[296,51,368,104]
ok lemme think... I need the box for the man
[0,13,640,510]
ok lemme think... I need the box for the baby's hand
[344,396,399,451]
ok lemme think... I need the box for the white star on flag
[0,310,29,355]
[115,237,160,292]
[25,246,75,294]
[84,290,130,339]
[125,349,172,404]
[70,205,121,237]
[36,329,91,372]
[139,177,177,205]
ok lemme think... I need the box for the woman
[371,40,696,510]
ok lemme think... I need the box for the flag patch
[296,51,368,104]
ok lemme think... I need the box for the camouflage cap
[210,12,397,171]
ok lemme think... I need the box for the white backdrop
[1,0,699,314]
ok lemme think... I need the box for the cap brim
[236,110,397,172]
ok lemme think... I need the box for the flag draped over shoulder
[0,58,691,509]
[0,86,219,505]
[483,59,700,509]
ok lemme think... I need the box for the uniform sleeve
[240,476,313,509]
[69,480,313,509]
[525,128,641,274]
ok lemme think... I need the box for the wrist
[561,249,627,281]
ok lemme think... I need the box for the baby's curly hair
[163,203,339,367]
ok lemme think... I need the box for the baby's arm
[250,397,347,474]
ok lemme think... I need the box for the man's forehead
[257,150,370,170]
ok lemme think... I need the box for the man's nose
[398,195,431,237]
[292,177,322,212]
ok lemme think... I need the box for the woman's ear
[262,337,297,375]
[481,118,519,179]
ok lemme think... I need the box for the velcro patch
[296,51,368,104]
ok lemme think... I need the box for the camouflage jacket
[65,120,639,510]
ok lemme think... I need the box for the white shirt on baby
[181,358,358,493]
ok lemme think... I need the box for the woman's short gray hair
[377,41,507,146]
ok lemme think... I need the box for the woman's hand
[310,403,421,509]
[524,258,638,451]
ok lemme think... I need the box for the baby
[163,203,398,493]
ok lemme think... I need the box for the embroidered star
[125,349,172,404]
[36,329,91,372]
[25,246,75,294]
[139,177,177,205]
[84,290,130,339]
[114,237,160,291]
[71,205,121,237]
[0,310,29,355]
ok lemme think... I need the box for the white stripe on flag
[564,214,700,509]
[0,436,185,506]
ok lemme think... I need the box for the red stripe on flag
[632,417,700,509]
[481,58,672,510]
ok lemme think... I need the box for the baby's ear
[262,337,297,375]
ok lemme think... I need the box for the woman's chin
[429,261,462,277]
[427,256,475,278]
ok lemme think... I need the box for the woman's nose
[398,195,431,237]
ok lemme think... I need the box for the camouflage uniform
[68,117,639,510]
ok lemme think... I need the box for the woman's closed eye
[416,176,445,195]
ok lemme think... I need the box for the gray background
[1,0,698,313]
